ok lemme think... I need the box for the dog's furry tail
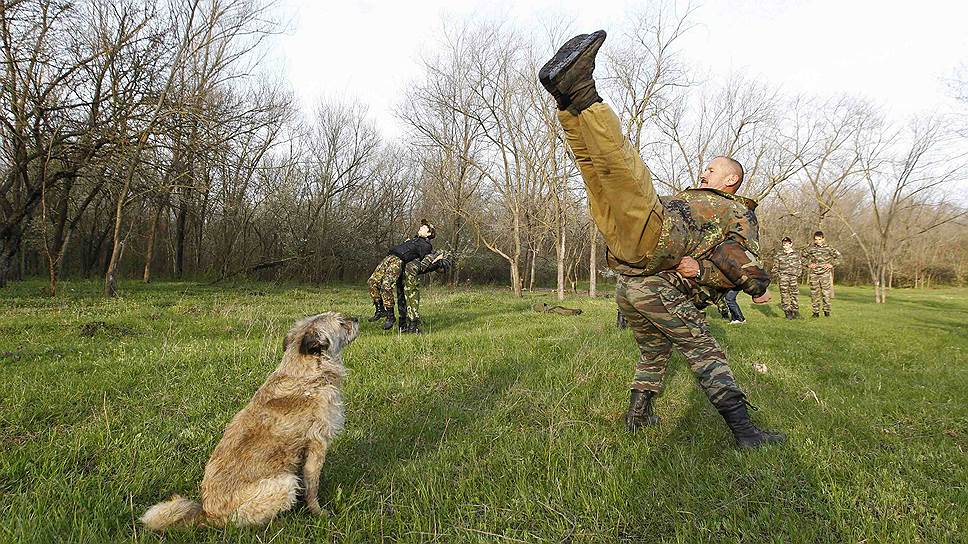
[140,495,205,531]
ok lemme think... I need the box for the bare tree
[856,120,967,302]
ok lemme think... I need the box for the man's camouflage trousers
[367,255,403,309]
[396,261,421,320]
[777,274,800,312]
[616,274,745,406]
[808,270,832,313]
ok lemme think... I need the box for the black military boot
[404,318,425,335]
[812,312,819,318]
[383,307,396,331]
[368,300,386,322]
[538,30,606,115]
[616,310,628,329]
[824,310,830,317]
[625,389,661,432]
[715,397,786,449]
[397,313,409,333]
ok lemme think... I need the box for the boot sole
[538,30,606,94]
[737,434,787,449]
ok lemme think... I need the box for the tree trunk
[174,190,188,278]
[0,240,17,288]
[510,258,522,297]
[143,198,165,283]
[104,189,128,297]
[556,226,565,301]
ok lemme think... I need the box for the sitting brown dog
[141,312,359,530]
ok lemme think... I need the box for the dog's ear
[299,332,329,356]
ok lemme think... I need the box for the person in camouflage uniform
[802,230,841,317]
[395,251,452,334]
[367,221,436,330]
[771,236,803,319]
[539,30,784,448]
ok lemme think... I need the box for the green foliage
[1,281,966,542]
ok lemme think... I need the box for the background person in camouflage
[772,236,804,319]
[367,221,436,330]
[803,230,841,317]
[540,30,784,448]
[395,251,451,334]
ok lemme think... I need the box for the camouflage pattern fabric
[397,251,448,321]
[802,242,841,270]
[616,272,745,405]
[771,248,803,312]
[803,243,840,313]
[697,238,770,297]
[367,255,403,310]
[558,104,761,280]
[715,297,731,320]
[399,260,422,320]
[808,270,834,313]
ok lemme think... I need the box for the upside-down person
[539,30,785,448]
[367,221,436,331]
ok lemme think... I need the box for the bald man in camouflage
[539,30,784,448]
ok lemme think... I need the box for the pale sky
[272,0,968,137]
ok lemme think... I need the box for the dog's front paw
[307,502,330,518]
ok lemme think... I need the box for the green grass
[1,280,966,543]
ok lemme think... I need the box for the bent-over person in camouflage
[771,236,803,319]
[367,221,436,330]
[540,29,784,448]
[395,251,451,334]
[802,230,841,317]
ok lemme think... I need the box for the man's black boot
[716,397,786,449]
[404,318,425,335]
[538,30,606,115]
[383,308,396,331]
[812,312,819,318]
[398,313,409,333]
[625,389,660,432]
[368,300,386,322]
[824,310,830,317]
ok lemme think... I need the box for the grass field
[1,279,966,543]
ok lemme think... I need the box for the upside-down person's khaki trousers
[557,103,664,267]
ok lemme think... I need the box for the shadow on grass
[748,303,780,318]
[323,356,524,501]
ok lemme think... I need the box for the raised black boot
[538,30,606,115]
[368,300,386,322]
[625,389,660,432]
[383,307,396,331]
[716,397,786,449]
[397,313,409,333]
